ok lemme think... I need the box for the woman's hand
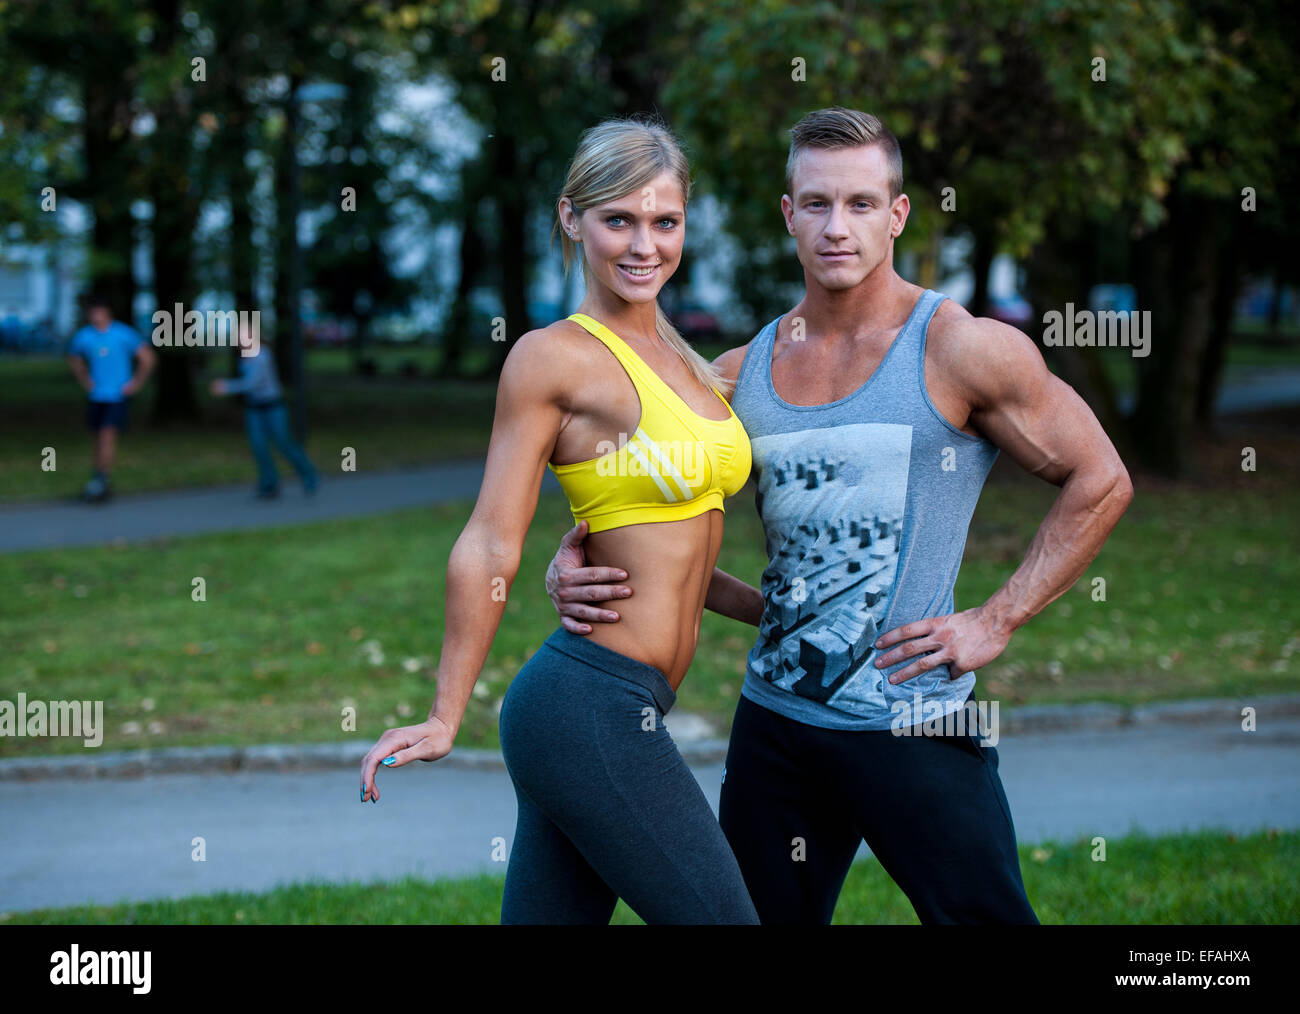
[359,716,455,803]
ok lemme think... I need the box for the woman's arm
[361,328,570,798]
[704,567,763,627]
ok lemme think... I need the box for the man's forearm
[705,567,764,627]
[67,358,90,391]
[981,466,1133,637]
[132,353,156,387]
[428,529,520,736]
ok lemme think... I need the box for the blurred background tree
[1,0,1295,475]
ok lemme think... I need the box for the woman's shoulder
[499,318,614,397]
[507,317,609,371]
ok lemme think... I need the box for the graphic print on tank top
[747,421,911,713]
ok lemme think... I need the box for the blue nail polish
[360,788,365,800]
[382,756,395,766]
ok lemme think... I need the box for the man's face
[781,143,909,291]
[88,306,111,330]
[565,172,686,307]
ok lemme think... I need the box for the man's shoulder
[713,314,784,391]
[111,321,143,345]
[712,340,753,389]
[926,296,1047,397]
[928,296,1038,359]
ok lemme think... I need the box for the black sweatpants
[718,691,1039,925]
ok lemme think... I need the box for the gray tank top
[730,289,999,730]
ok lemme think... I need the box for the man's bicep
[967,325,1113,486]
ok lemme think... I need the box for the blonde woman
[360,117,760,924]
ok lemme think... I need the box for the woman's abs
[579,509,725,690]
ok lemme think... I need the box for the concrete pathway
[0,462,572,553]
[3,712,1297,913]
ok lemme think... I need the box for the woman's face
[564,172,685,306]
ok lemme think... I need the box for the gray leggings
[498,627,759,924]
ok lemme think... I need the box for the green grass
[0,468,1295,759]
[4,335,1293,501]
[6,828,1294,924]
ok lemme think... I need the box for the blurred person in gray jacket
[210,327,318,498]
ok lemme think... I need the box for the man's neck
[789,263,919,342]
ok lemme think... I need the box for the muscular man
[546,106,1133,924]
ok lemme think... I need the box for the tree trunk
[219,8,256,377]
[273,85,300,401]
[148,0,202,423]
[440,184,484,378]
[1131,193,1220,477]
[969,225,994,319]
[1022,216,1123,440]
[80,43,135,324]
[1194,214,1245,429]
[486,133,531,378]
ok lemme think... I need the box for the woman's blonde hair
[553,116,725,395]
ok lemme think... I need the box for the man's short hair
[85,293,112,311]
[785,107,904,201]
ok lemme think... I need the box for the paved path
[3,713,1297,913]
[0,462,566,553]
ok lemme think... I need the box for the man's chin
[811,268,869,292]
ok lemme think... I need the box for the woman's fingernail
[382,756,395,766]
[360,788,365,801]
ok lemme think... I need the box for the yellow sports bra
[548,313,752,534]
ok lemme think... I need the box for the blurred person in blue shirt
[209,324,318,498]
[65,294,157,502]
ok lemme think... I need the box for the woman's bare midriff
[578,508,726,690]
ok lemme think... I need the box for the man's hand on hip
[545,520,631,635]
[872,604,1012,684]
